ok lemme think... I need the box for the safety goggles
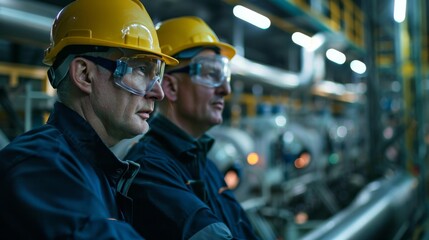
[80,54,165,96]
[168,55,231,88]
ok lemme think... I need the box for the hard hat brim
[172,42,236,60]
[44,38,178,66]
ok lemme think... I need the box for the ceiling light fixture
[393,0,407,23]
[291,32,325,51]
[233,5,271,29]
[326,48,346,64]
[291,32,312,49]
[350,60,367,74]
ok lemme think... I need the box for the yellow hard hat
[43,0,178,66]
[156,16,236,60]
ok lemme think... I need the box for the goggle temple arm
[165,63,200,76]
[189,63,201,76]
[113,60,130,79]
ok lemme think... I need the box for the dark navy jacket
[126,114,259,240]
[0,102,143,239]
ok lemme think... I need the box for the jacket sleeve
[0,152,143,239]
[189,222,233,240]
[128,156,232,239]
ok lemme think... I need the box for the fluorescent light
[326,48,346,64]
[233,5,270,29]
[350,60,367,74]
[292,32,325,51]
[292,32,312,48]
[394,0,407,23]
[310,34,325,51]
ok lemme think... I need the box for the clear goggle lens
[169,55,231,88]
[79,54,165,96]
[113,55,165,96]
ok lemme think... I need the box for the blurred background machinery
[1,0,428,239]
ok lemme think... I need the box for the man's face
[175,50,231,131]
[89,50,164,142]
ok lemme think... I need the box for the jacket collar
[46,102,138,194]
[149,114,214,159]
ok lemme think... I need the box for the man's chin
[138,121,150,135]
[128,121,149,137]
[210,116,223,125]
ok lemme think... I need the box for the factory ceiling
[0,0,407,96]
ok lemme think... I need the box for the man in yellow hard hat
[126,16,260,239]
[0,0,177,238]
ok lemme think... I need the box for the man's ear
[162,74,179,101]
[69,57,92,94]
